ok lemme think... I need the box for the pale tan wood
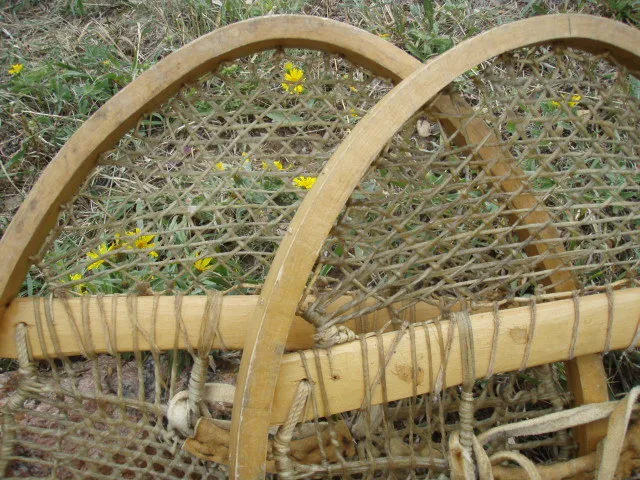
[566,354,610,453]
[0,18,419,480]
[265,289,638,425]
[0,12,635,478]
[0,295,442,358]
[0,15,422,317]
[230,15,640,479]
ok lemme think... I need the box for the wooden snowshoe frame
[0,13,639,480]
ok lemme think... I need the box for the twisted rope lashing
[273,380,313,478]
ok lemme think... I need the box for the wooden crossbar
[269,288,639,425]
[0,295,443,358]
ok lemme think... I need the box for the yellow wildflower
[215,161,226,171]
[8,64,24,75]
[69,273,87,294]
[378,33,391,38]
[550,94,582,108]
[349,85,358,92]
[282,83,305,94]
[118,228,159,257]
[568,94,582,107]
[194,253,214,272]
[292,176,317,189]
[87,243,112,270]
[349,108,360,118]
[242,152,250,162]
[261,161,269,170]
[285,67,305,83]
[281,63,305,95]
[273,160,285,170]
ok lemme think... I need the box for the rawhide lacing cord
[448,310,478,479]
[0,323,40,475]
[313,324,357,349]
[478,386,640,480]
[186,291,222,430]
[165,291,223,439]
[273,379,313,478]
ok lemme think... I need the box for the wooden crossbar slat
[268,288,639,425]
[0,295,443,358]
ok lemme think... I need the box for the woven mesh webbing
[0,42,638,479]
[286,46,639,478]
[32,50,391,298]
[305,47,639,328]
[0,49,391,478]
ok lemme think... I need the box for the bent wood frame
[0,15,422,316]
[0,12,637,479]
[230,14,640,479]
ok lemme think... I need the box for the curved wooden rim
[230,14,640,479]
[0,14,422,313]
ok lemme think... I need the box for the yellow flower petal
[135,236,155,249]
[284,67,305,83]
[216,161,226,171]
[118,228,158,256]
[273,160,285,170]
[568,94,582,107]
[87,243,112,270]
[194,256,214,272]
[550,94,582,109]
[8,64,24,75]
[292,176,317,189]
[69,273,87,294]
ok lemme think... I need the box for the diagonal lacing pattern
[31,50,392,298]
[0,50,392,479]
[1,43,638,479]
[305,46,639,329]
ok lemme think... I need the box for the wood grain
[432,89,609,455]
[0,13,637,478]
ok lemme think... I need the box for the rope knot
[314,325,357,348]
